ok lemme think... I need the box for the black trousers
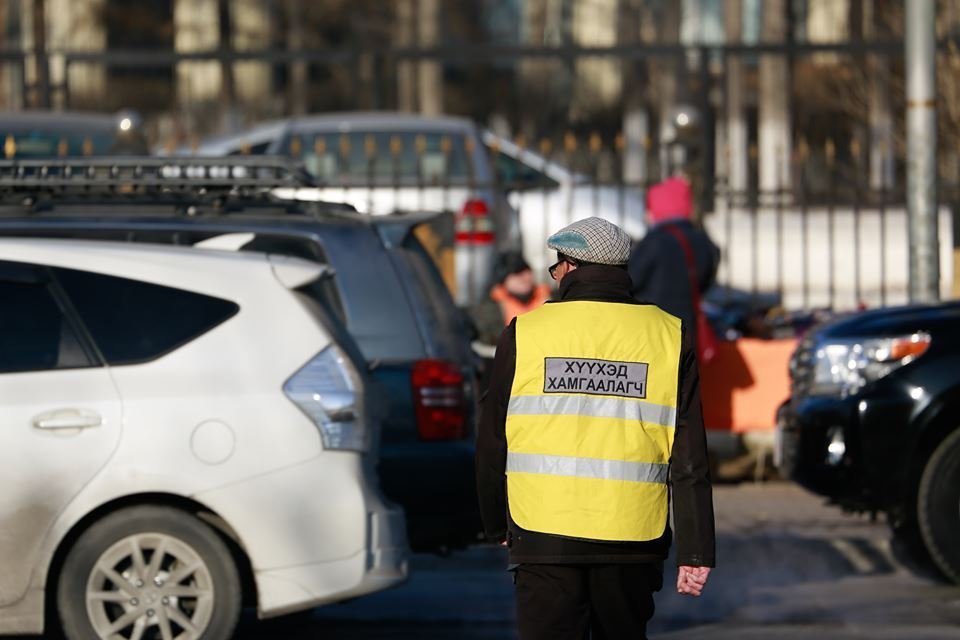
[514,563,663,640]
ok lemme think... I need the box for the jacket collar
[557,264,634,304]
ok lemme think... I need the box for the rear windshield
[401,228,460,321]
[389,224,471,359]
[281,131,473,185]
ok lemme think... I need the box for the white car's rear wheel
[57,506,241,640]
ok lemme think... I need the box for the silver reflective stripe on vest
[507,394,676,428]
[507,452,669,484]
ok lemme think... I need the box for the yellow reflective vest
[506,300,682,542]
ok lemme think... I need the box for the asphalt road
[237,482,960,639]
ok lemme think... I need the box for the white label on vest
[543,357,649,399]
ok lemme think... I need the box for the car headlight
[810,332,931,398]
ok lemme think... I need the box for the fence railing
[42,125,945,312]
[709,186,954,312]
[249,160,956,312]
[164,127,955,311]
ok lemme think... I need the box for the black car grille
[790,337,816,399]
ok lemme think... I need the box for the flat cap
[547,217,631,265]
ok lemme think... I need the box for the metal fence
[5,7,959,311]
[0,110,951,311]
[495,176,955,313]
[462,183,953,314]
[205,130,957,311]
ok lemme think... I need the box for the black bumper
[778,382,923,514]
[379,440,482,550]
[777,396,862,502]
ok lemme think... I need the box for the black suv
[777,302,960,583]
[0,158,483,551]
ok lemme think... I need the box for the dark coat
[628,220,720,330]
[475,264,716,566]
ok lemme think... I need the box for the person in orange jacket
[471,253,551,347]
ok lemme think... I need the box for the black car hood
[817,301,960,339]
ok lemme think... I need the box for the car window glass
[285,131,472,184]
[401,228,459,316]
[0,131,116,158]
[319,229,425,362]
[490,148,558,189]
[54,269,239,366]
[391,226,468,359]
[0,280,91,373]
[227,140,271,155]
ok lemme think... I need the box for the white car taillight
[284,346,369,451]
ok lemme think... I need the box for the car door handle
[32,409,103,430]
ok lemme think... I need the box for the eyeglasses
[548,259,573,280]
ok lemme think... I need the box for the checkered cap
[547,217,631,265]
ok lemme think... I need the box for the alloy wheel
[85,532,215,640]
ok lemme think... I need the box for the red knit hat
[646,177,693,223]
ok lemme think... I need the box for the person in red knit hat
[629,176,721,362]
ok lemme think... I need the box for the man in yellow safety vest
[476,217,715,640]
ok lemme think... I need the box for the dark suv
[777,302,960,583]
[0,158,483,550]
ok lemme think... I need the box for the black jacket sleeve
[475,319,517,543]
[671,326,717,567]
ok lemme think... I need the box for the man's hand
[676,566,711,597]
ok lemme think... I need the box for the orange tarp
[700,338,797,433]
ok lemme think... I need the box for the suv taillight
[455,199,495,245]
[412,359,466,441]
[284,346,369,451]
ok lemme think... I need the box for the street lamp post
[905,0,939,303]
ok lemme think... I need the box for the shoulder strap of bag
[661,223,702,310]
[662,222,718,364]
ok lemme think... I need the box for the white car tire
[57,505,242,640]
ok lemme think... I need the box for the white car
[0,239,408,639]
[480,130,647,280]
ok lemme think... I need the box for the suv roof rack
[0,156,363,217]
[0,156,313,188]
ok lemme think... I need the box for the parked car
[480,130,647,280]
[776,302,960,583]
[0,110,148,158]
[0,238,408,639]
[0,157,483,552]
[174,112,519,305]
